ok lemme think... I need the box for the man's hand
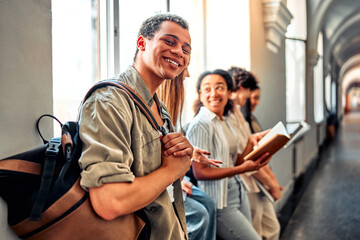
[193,147,222,167]
[162,132,193,159]
[161,149,192,181]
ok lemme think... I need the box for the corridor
[281,112,360,240]
[1,1,360,239]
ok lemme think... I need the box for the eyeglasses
[200,85,227,94]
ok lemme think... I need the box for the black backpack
[0,80,166,240]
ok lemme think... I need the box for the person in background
[157,67,219,240]
[186,69,271,240]
[228,67,282,240]
[244,85,262,133]
[241,85,261,134]
[78,14,193,240]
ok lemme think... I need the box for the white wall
[0,1,52,239]
[248,0,327,211]
[248,0,298,210]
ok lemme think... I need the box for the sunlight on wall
[286,0,306,40]
[170,0,206,125]
[206,0,250,71]
[53,0,252,129]
[171,0,251,125]
[52,0,96,135]
[118,0,167,74]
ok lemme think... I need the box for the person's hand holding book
[238,129,271,163]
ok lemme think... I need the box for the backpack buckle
[45,138,61,157]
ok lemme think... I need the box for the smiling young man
[78,14,193,240]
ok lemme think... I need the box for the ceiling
[311,0,360,92]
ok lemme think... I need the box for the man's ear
[137,35,146,51]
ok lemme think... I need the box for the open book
[284,121,310,148]
[244,121,306,161]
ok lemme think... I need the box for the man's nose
[171,45,183,58]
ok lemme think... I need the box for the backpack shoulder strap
[0,159,42,175]
[84,80,167,136]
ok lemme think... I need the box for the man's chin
[163,72,181,80]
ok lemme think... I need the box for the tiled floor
[281,112,360,240]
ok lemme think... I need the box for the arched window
[314,33,324,123]
[285,0,307,123]
[285,38,306,122]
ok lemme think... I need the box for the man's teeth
[166,59,179,66]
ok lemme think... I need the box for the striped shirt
[186,106,242,209]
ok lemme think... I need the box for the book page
[284,121,311,148]
[254,121,289,150]
[244,121,291,161]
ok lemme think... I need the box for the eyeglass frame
[199,83,228,94]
